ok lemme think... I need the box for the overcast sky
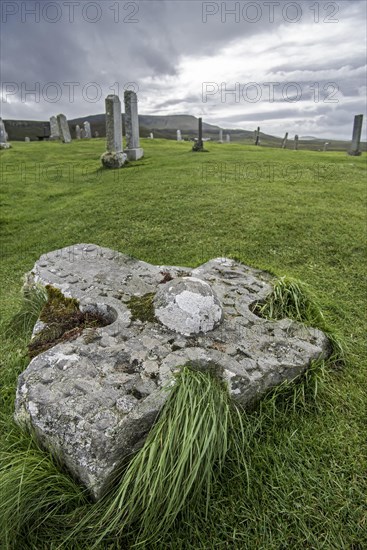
[1,0,366,139]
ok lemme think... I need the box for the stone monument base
[125,147,144,161]
[0,143,11,149]
[101,151,127,169]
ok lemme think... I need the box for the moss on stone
[28,285,109,358]
[127,293,156,323]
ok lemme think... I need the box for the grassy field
[0,138,366,548]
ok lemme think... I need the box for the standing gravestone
[177,130,182,141]
[94,131,99,138]
[226,134,230,143]
[57,114,72,143]
[0,118,11,149]
[281,132,288,148]
[254,127,260,146]
[294,135,299,150]
[84,121,92,139]
[75,125,81,139]
[49,116,60,141]
[150,132,154,139]
[218,129,223,143]
[323,142,329,152]
[192,117,206,152]
[124,90,144,160]
[101,95,127,169]
[348,114,363,156]
[25,137,31,142]
[80,128,87,139]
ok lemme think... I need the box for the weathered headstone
[80,128,87,139]
[101,95,127,169]
[323,142,329,152]
[124,90,144,161]
[254,127,260,146]
[294,135,299,151]
[150,132,154,139]
[177,130,182,141]
[0,118,11,149]
[49,116,60,141]
[281,132,288,149]
[75,125,81,140]
[25,137,31,142]
[14,244,331,500]
[57,114,72,143]
[226,134,230,143]
[84,121,92,139]
[218,129,223,143]
[348,114,363,156]
[192,117,205,152]
[94,131,99,138]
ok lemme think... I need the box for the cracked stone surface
[14,244,330,499]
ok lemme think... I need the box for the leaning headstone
[49,116,60,141]
[281,132,288,148]
[294,135,299,151]
[226,134,230,143]
[192,117,206,152]
[348,114,363,156]
[254,127,260,146]
[218,129,223,143]
[323,142,329,152]
[0,118,11,149]
[177,129,182,141]
[15,243,331,500]
[124,90,144,160]
[57,114,72,143]
[25,137,31,142]
[84,121,92,139]
[101,95,127,169]
[75,125,81,139]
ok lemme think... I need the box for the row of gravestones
[0,112,364,157]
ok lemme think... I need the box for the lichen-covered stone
[14,244,330,499]
[101,151,127,169]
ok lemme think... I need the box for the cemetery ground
[0,138,366,549]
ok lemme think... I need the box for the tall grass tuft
[70,366,246,548]
[4,283,48,339]
[256,275,346,365]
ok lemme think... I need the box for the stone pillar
[323,142,329,152]
[255,127,260,145]
[348,114,363,156]
[57,114,72,143]
[226,134,230,143]
[177,129,182,141]
[124,90,144,160]
[101,94,127,169]
[84,121,92,139]
[49,116,60,141]
[218,129,223,143]
[0,118,11,149]
[192,117,205,152]
[294,135,299,150]
[75,125,81,139]
[281,132,288,148]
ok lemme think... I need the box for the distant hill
[3,114,366,152]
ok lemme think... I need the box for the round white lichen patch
[154,277,223,336]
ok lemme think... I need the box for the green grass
[0,139,366,548]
